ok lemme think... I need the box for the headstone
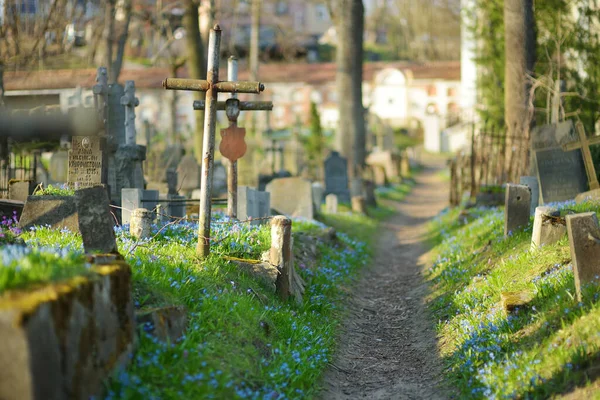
[504,184,531,236]
[177,155,201,193]
[167,194,186,220]
[311,182,324,212]
[166,168,178,195]
[324,151,350,203]
[68,136,104,189]
[19,195,79,232]
[256,191,271,222]
[8,180,35,202]
[530,206,566,250]
[130,208,153,239]
[532,121,588,203]
[519,176,539,216]
[49,151,69,183]
[121,189,159,225]
[238,186,259,222]
[75,186,118,254]
[325,194,338,214]
[213,161,227,196]
[364,180,377,207]
[566,212,600,301]
[350,178,364,198]
[266,177,313,220]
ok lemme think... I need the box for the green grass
[33,184,75,196]
[375,181,415,203]
[427,200,600,398]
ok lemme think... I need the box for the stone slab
[519,176,540,216]
[8,180,36,202]
[566,212,600,300]
[266,177,313,220]
[530,206,566,250]
[325,194,338,214]
[0,262,134,400]
[534,147,587,204]
[504,184,531,236]
[75,186,118,254]
[324,151,350,203]
[19,195,79,232]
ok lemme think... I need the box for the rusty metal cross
[562,121,600,190]
[162,25,270,258]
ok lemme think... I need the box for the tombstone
[8,180,35,202]
[167,194,186,220]
[213,161,227,197]
[177,155,202,194]
[566,212,600,301]
[19,195,79,232]
[67,135,105,189]
[350,178,364,198]
[166,168,178,195]
[530,206,566,250]
[504,184,531,236]
[120,81,139,145]
[324,151,350,203]
[238,186,259,222]
[121,188,159,225]
[256,191,271,222]
[519,176,539,216]
[364,180,377,207]
[311,182,324,213]
[130,208,153,239]
[325,194,338,214]
[266,177,313,220]
[75,186,118,254]
[531,121,588,203]
[49,151,69,183]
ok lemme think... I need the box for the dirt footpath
[321,158,450,400]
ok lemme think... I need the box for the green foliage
[301,102,326,179]
[468,0,600,134]
[33,184,75,196]
[428,200,600,398]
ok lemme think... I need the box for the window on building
[447,87,457,97]
[427,85,437,97]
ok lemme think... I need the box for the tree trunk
[104,0,115,78]
[183,0,206,162]
[504,0,535,181]
[334,0,365,177]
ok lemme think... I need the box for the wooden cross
[192,56,273,220]
[162,25,270,258]
[562,121,600,190]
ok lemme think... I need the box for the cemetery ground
[0,181,415,398]
[428,200,600,399]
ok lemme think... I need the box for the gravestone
[519,176,539,216]
[504,184,531,236]
[8,180,35,202]
[532,121,588,203]
[177,155,201,194]
[121,189,159,225]
[324,151,350,203]
[213,161,227,196]
[237,186,258,222]
[68,136,104,189]
[49,150,69,183]
[364,180,377,207]
[266,177,313,220]
[530,206,566,250]
[311,182,324,212]
[566,212,600,301]
[325,194,338,214]
[167,194,186,220]
[19,195,79,232]
[256,191,271,222]
[75,186,118,254]
[130,208,153,239]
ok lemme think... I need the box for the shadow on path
[320,156,450,400]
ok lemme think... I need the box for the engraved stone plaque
[68,136,103,188]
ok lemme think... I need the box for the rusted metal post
[197,25,222,258]
[227,56,239,219]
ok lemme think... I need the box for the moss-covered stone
[0,262,134,400]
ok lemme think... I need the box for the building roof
[4,61,460,91]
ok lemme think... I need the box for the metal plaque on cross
[219,126,247,162]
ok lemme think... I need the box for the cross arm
[163,78,265,94]
[562,136,600,151]
[193,100,273,111]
